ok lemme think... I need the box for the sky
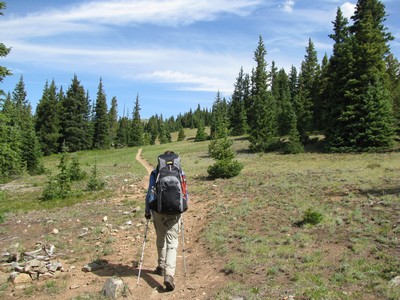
[1,0,399,119]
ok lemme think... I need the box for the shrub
[68,155,86,181]
[87,161,105,191]
[302,208,323,225]
[207,159,243,179]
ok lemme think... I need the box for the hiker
[145,150,188,291]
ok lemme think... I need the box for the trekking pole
[181,215,187,277]
[137,218,150,286]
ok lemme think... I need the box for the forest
[1,0,400,183]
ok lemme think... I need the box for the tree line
[1,0,400,183]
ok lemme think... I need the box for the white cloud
[340,2,356,19]
[136,70,232,93]
[283,0,295,13]
[1,0,264,39]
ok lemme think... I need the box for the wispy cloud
[1,0,264,39]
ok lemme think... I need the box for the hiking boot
[164,275,175,291]
[155,266,165,276]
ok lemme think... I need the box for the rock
[132,206,141,212]
[389,276,400,287]
[101,277,125,300]
[11,273,32,284]
[52,228,59,234]
[82,262,104,272]
[103,216,108,222]
[70,284,80,290]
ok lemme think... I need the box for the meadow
[0,128,399,299]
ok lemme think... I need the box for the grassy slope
[1,128,399,299]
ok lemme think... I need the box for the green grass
[2,130,400,299]
[0,146,147,216]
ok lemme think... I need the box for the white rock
[103,216,108,222]
[52,229,59,234]
[101,277,125,300]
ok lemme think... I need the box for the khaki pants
[152,210,181,276]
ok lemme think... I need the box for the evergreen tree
[12,76,43,174]
[296,39,319,140]
[210,91,229,139]
[177,127,186,141]
[0,2,12,95]
[314,54,330,131]
[116,115,130,147]
[229,67,249,136]
[129,94,144,146]
[92,78,110,149]
[109,96,119,146]
[284,112,304,154]
[60,75,90,152]
[327,1,395,151]
[249,36,277,152]
[274,68,294,136]
[386,53,400,134]
[194,120,207,142]
[35,80,61,155]
[146,115,159,145]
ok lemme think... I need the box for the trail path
[130,148,223,299]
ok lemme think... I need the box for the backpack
[150,153,188,214]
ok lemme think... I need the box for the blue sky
[1,0,399,119]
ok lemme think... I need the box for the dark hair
[164,150,175,155]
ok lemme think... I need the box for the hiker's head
[164,150,175,155]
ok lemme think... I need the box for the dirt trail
[0,148,224,300]
[129,148,223,299]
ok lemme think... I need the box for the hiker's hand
[145,212,151,220]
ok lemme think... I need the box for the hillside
[0,133,399,299]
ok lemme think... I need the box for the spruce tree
[229,67,249,136]
[92,78,110,149]
[35,80,61,155]
[296,39,319,140]
[194,121,207,142]
[386,53,400,134]
[109,96,119,147]
[129,94,144,146]
[0,2,11,94]
[210,91,229,139]
[249,35,277,152]
[177,127,185,141]
[60,75,90,152]
[327,1,395,151]
[116,115,130,147]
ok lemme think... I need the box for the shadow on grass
[361,187,400,196]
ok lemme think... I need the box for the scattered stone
[11,273,32,284]
[132,206,141,212]
[70,284,80,290]
[103,216,108,222]
[101,277,125,300]
[389,276,400,287]
[52,229,59,234]
[82,262,103,272]
[125,220,132,226]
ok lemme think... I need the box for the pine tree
[92,78,110,149]
[60,75,90,152]
[229,67,249,136]
[194,120,207,142]
[210,91,229,139]
[0,2,12,95]
[35,80,61,155]
[248,35,277,152]
[129,94,144,146]
[177,127,186,141]
[327,1,395,151]
[12,76,43,174]
[314,54,330,131]
[274,68,294,136]
[296,39,319,140]
[116,116,130,147]
[386,53,400,133]
[145,115,159,145]
[109,96,119,147]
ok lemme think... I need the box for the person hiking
[144,150,188,291]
